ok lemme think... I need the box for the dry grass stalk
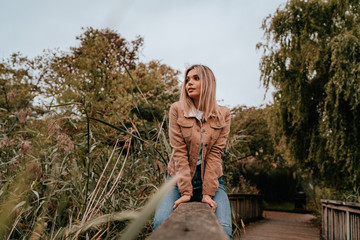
[87,144,127,220]
[62,211,140,237]
[100,136,132,208]
[81,140,119,224]
[6,213,22,240]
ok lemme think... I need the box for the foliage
[224,105,287,194]
[41,27,179,140]
[0,28,180,239]
[258,0,360,194]
[229,106,276,162]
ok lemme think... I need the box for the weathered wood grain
[147,202,229,240]
[228,194,263,223]
[321,199,360,240]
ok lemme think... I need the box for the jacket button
[205,144,208,147]
[217,124,221,127]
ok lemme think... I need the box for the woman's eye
[195,76,200,80]
[185,79,189,83]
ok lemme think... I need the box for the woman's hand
[202,194,217,212]
[173,195,191,209]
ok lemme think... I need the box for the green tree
[224,105,285,193]
[258,0,360,192]
[229,106,275,162]
[41,27,179,140]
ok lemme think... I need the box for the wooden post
[147,202,229,240]
[346,210,350,240]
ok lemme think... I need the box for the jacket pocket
[177,118,194,138]
[209,120,225,143]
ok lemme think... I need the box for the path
[238,210,320,240]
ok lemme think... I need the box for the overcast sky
[1,0,287,108]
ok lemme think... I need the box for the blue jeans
[153,165,233,239]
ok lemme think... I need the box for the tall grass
[0,114,172,239]
[0,69,173,239]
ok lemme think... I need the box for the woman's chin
[188,93,199,99]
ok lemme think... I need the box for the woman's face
[185,69,201,101]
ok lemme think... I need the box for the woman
[153,64,232,239]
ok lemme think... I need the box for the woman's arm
[202,108,231,197]
[169,103,193,197]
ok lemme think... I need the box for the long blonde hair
[180,64,222,121]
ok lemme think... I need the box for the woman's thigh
[153,183,181,230]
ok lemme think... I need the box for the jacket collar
[184,107,216,121]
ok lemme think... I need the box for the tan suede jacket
[167,101,231,197]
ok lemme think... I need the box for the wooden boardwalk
[238,210,320,240]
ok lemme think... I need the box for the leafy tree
[258,0,360,192]
[41,27,179,141]
[0,54,42,171]
[224,105,284,193]
[229,106,276,162]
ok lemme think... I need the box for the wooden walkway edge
[238,210,320,240]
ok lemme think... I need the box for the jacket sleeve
[169,103,193,196]
[202,108,231,196]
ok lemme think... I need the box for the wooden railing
[147,202,229,240]
[321,199,360,240]
[228,193,263,223]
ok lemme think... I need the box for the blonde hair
[180,64,222,121]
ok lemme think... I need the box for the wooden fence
[228,193,263,223]
[321,199,360,240]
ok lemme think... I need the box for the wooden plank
[239,210,320,240]
[147,202,229,240]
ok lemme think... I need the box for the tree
[41,27,180,140]
[258,0,360,192]
[0,53,42,170]
[229,106,275,162]
[224,105,286,194]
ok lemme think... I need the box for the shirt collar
[184,107,203,119]
[184,107,216,120]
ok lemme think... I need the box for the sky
[1,0,287,108]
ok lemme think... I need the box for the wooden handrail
[321,199,360,240]
[147,202,229,240]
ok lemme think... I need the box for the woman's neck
[193,98,199,109]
